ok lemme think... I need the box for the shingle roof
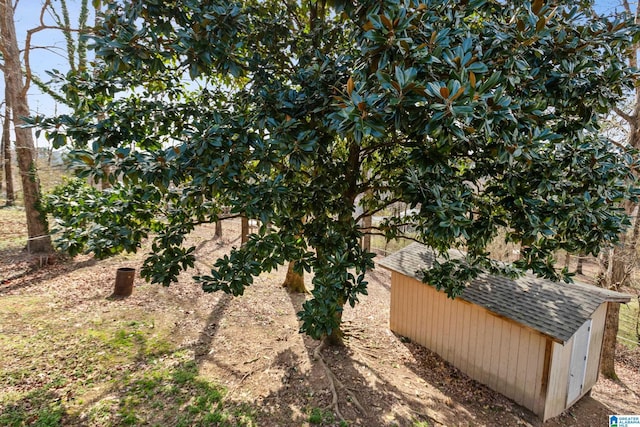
[378,243,631,344]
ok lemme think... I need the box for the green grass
[0,295,256,427]
[370,234,413,256]
[307,407,337,425]
[0,206,28,250]
[619,297,640,349]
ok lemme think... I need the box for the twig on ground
[408,407,444,426]
[223,370,253,402]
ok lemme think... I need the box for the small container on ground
[114,267,135,297]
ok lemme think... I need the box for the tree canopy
[39,0,639,341]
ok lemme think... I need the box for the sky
[0,0,634,146]
[3,0,93,116]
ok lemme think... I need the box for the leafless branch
[22,0,87,98]
[613,105,634,124]
[353,197,403,222]
[360,230,426,246]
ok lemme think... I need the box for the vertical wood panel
[392,272,401,333]
[400,275,411,336]
[537,335,550,416]
[415,281,425,347]
[544,340,572,420]
[407,277,417,343]
[505,323,520,401]
[584,303,606,391]
[531,335,547,414]
[434,287,444,356]
[514,331,531,406]
[417,281,428,348]
[523,334,544,412]
[389,272,399,332]
[480,314,494,387]
[497,323,511,396]
[459,302,472,373]
[489,315,503,390]
[440,291,450,358]
[466,305,479,379]
[448,295,459,366]
[425,284,436,349]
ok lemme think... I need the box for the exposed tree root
[313,339,344,421]
[312,338,367,422]
[409,407,443,426]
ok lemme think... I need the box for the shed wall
[542,302,607,421]
[390,272,548,416]
[584,302,607,392]
[545,339,573,420]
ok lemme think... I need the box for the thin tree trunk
[576,254,584,275]
[0,107,3,195]
[241,216,249,244]
[0,0,52,252]
[362,214,372,252]
[215,219,222,238]
[2,100,14,206]
[600,0,640,380]
[282,261,306,293]
[601,302,621,380]
[564,251,571,270]
[326,295,345,346]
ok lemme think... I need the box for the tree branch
[22,0,51,97]
[613,105,634,124]
[360,229,426,247]
[353,196,403,222]
[22,0,88,98]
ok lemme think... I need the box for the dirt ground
[1,217,639,426]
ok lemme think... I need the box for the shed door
[567,319,591,405]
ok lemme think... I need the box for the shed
[378,243,631,421]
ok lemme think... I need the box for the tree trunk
[362,214,372,252]
[241,216,249,244]
[599,0,640,380]
[282,261,306,293]
[600,302,621,380]
[215,219,222,238]
[0,0,52,252]
[576,253,584,275]
[326,295,346,346]
[2,100,14,206]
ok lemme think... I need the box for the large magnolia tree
[40,0,638,344]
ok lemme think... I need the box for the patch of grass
[619,297,640,349]
[0,294,256,427]
[370,234,413,256]
[308,407,335,425]
[0,207,28,250]
[0,389,65,427]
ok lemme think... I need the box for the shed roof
[378,243,631,344]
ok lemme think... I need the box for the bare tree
[1,97,14,206]
[597,0,640,379]
[0,0,52,252]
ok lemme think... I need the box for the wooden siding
[544,339,573,420]
[542,302,606,420]
[390,273,548,416]
[583,302,606,392]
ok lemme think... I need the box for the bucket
[114,267,135,296]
